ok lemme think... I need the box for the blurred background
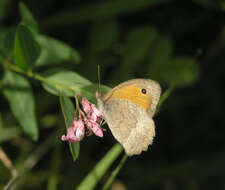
[1,0,225,189]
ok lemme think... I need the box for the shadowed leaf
[14,24,41,71]
[59,93,79,161]
[35,35,81,67]
[19,2,38,34]
[42,69,91,97]
[2,71,38,141]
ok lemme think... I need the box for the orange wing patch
[110,85,151,111]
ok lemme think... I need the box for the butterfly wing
[96,78,160,156]
[98,97,155,156]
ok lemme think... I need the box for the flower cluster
[61,97,103,142]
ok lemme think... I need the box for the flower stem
[76,143,123,190]
[156,85,175,114]
[101,153,128,190]
[3,61,75,94]
[75,95,80,110]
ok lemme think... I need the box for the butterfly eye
[141,88,147,94]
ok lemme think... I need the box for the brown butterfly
[97,79,161,156]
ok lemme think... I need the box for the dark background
[1,0,225,189]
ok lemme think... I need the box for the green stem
[101,153,128,190]
[3,61,25,75]
[75,95,80,110]
[3,61,76,94]
[156,85,175,114]
[76,144,123,190]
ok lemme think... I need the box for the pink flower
[75,119,85,141]
[90,104,102,123]
[82,97,103,122]
[61,125,78,142]
[61,97,104,143]
[61,118,85,142]
[85,118,103,137]
[81,97,92,114]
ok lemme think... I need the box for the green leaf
[19,2,39,34]
[2,71,39,141]
[59,93,79,161]
[14,24,41,71]
[78,84,111,104]
[0,27,16,59]
[42,68,111,102]
[42,69,92,97]
[35,35,81,67]
[76,143,123,190]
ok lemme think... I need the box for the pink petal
[73,119,84,129]
[89,105,102,123]
[81,97,92,113]
[61,135,67,141]
[67,126,75,138]
[61,126,79,142]
[91,123,103,137]
[91,104,102,118]
[85,119,92,129]
[90,113,102,124]
[96,116,102,124]
[68,136,79,142]
[75,123,85,141]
